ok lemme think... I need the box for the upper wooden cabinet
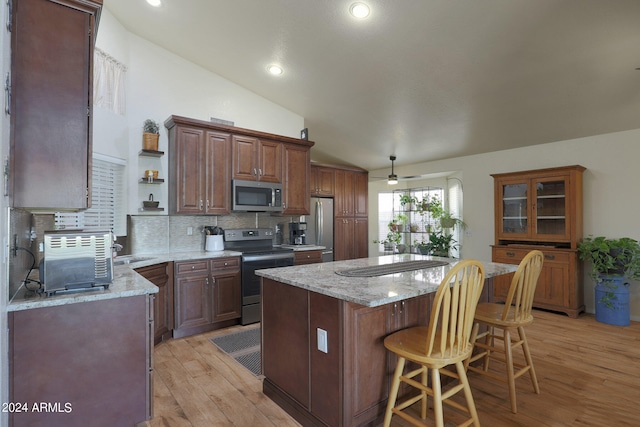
[492,165,585,248]
[165,115,314,216]
[335,169,368,218]
[166,118,231,215]
[10,0,102,209]
[232,136,282,182]
[281,143,311,215]
[310,165,335,196]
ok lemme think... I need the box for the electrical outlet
[187,226,193,236]
[317,328,328,353]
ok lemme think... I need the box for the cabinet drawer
[294,250,323,265]
[175,260,209,274]
[492,246,570,264]
[211,257,240,270]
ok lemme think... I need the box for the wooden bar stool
[383,260,486,427]
[465,250,544,414]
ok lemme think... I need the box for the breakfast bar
[256,254,517,427]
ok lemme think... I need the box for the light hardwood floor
[140,310,640,426]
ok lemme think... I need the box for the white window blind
[448,178,463,258]
[55,155,127,235]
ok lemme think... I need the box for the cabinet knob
[545,254,555,260]
[506,251,515,257]
[199,200,203,210]
[224,262,228,266]
[191,265,195,270]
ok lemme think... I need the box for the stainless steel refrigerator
[307,197,334,262]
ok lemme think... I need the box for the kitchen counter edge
[7,250,242,312]
[256,254,517,308]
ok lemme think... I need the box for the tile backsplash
[127,213,298,254]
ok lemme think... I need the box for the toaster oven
[43,230,113,296]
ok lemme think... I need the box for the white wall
[94,9,304,215]
[368,129,640,319]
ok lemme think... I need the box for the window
[55,154,127,235]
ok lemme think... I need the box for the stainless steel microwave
[232,179,283,212]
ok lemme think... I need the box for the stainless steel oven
[224,228,294,325]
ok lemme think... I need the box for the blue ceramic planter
[595,276,630,326]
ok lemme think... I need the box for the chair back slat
[502,250,544,322]
[425,260,485,358]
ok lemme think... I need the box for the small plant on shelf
[142,119,161,151]
[143,119,160,134]
[394,213,409,231]
[399,194,417,211]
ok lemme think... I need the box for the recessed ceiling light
[349,2,370,19]
[267,64,283,75]
[146,0,161,7]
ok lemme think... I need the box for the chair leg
[519,326,540,394]
[483,326,494,371]
[431,368,444,427]
[421,366,428,419]
[383,357,406,427]
[503,328,518,414]
[465,322,480,371]
[456,361,481,427]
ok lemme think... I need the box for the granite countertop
[255,254,517,307]
[277,244,326,251]
[7,250,242,312]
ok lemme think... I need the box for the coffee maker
[289,222,307,245]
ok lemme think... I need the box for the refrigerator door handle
[316,200,323,246]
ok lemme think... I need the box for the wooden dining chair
[465,250,544,414]
[383,260,486,427]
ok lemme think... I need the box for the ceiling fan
[373,155,421,185]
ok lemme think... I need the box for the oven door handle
[243,252,295,262]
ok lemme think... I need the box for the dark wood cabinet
[166,117,231,215]
[491,165,585,317]
[210,257,242,323]
[136,262,174,344]
[310,165,335,196]
[232,135,282,182]
[173,256,241,338]
[9,294,152,426]
[294,249,323,265]
[10,0,102,209]
[262,279,443,427]
[333,167,369,261]
[282,143,311,215]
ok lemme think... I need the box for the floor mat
[210,326,261,376]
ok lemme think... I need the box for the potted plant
[417,195,441,215]
[399,194,417,211]
[143,119,161,151]
[374,231,402,252]
[437,210,467,231]
[577,236,640,325]
[394,213,409,232]
[414,230,457,257]
[409,223,419,233]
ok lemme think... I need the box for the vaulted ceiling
[105,0,640,172]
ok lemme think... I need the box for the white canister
[205,235,224,251]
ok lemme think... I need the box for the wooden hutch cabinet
[231,135,282,182]
[11,0,102,209]
[491,165,586,317]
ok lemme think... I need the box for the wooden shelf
[139,178,165,184]
[138,207,164,212]
[139,149,164,157]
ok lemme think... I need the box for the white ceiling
[105,0,640,172]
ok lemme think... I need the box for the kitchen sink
[113,256,155,266]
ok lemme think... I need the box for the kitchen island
[256,254,517,427]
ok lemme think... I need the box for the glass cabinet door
[500,180,529,237]
[534,177,569,239]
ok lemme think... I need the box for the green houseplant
[143,119,161,151]
[577,236,640,325]
[415,230,457,258]
[399,194,417,211]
